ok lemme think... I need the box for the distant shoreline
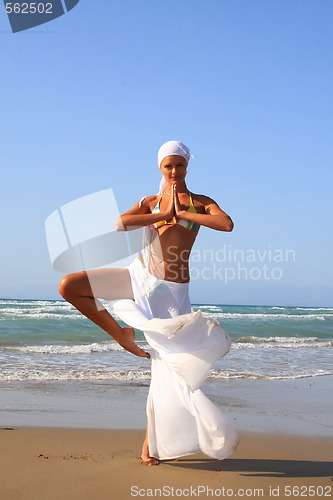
[1,297,333,308]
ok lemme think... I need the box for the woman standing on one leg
[58,141,235,465]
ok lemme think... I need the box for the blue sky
[0,0,332,306]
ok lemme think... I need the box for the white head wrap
[157,140,192,193]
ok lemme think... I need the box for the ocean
[1,300,332,382]
[1,299,332,433]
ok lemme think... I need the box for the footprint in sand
[38,452,104,463]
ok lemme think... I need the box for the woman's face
[160,155,187,186]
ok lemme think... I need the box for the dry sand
[1,427,332,500]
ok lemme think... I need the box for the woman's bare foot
[140,440,159,465]
[118,327,150,358]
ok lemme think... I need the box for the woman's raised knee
[58,272,91,301]
[58,274,76,300]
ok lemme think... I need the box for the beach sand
[1,427,332,500]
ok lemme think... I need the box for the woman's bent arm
[175,194,234,232]
[115,196,173,231]
[177,210,234,231]
[115,212,169,231]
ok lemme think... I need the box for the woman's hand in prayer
[173,186,185,219]
[163,186,176,221]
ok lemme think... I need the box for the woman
[58,140,237,465]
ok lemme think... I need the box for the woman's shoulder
[138,194,159,209]
[190,192,218,206]
[139,194,159,204]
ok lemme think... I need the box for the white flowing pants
[108,258,239,460]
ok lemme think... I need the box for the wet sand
[2,375,333,436]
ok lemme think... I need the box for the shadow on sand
[163,458,333,478]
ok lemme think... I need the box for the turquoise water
[1,300,332,382]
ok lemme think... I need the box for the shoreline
[2,298,332,308]
[2,374,332,436]
[1,427,332,500]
